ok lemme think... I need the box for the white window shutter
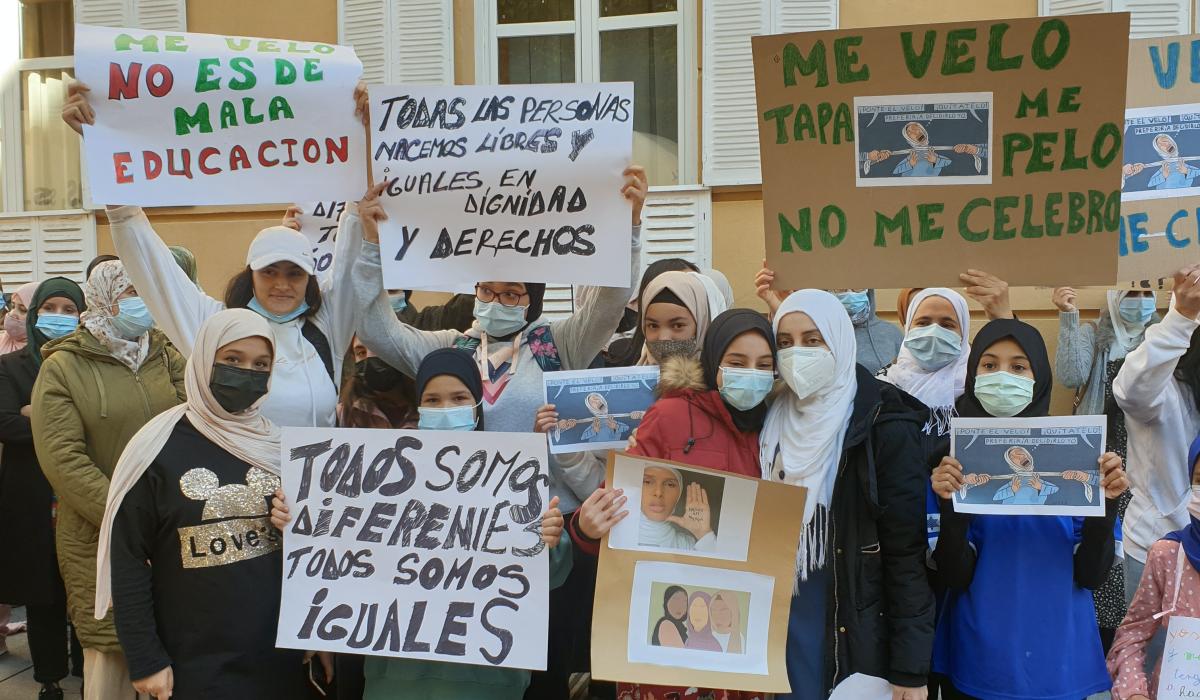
[702,0,769,186]
[389,0,453,84]
[1039,0,1113,14]
[0,214,96,286]
[340,0,388,84]
[134,0,186,31]
[1115,0,1191,36]
[0,219,38,288]
[773,0,839,32]
[74,0,131,27]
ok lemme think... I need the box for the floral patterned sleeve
[1108,540,1173,700]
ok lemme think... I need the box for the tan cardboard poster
[753,14,1130,289]
[591,452,804,693]
[1117,34,1200,285]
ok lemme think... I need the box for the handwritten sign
[1117,35,1200,284]
[752,15,1129,288]
[370,83,634,291]
[1159,615,1200,698]
[295,200,345,280]
[950,415,1106,517]
[275,427,551,670]
[74,24,367,206]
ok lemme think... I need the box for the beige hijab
[636,271,713,366]
[95,308,280,617]
[81,260,148,371]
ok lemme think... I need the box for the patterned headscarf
[81,260,148,370]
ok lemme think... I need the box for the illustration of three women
[651,585,745,654]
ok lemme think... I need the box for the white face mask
[777,346,836,400]
[1190,485,1200,521]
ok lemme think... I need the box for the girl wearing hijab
[930,319,1128,700]
[651,585,689,648]
[269,348,570,700]
[634,270,714,366]
[760,290,932,700]
[710,590,744,654]
[682,591,722,652]
[570,308,775,700]
[0,281,40,354]
[33,267,185,700]
[1114,265,1200,608]
[636,464,714,551]
[93,309,306,700]
[1108,435,1200,700]
[1054,287,1159,650]
[340,336,418,430]
[63,82,367,430]
[605,258,700,367]
[0,278,85,700]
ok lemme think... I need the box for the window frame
[474,1,698,186]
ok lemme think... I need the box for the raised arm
[550,166,647,369]
[1113,267,1200,424]
[1053,287,1097,390]
[106,206,224,358]
[312,200,366,384]
[352,194,457,376]
[31,358,109,526]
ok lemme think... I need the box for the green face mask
[974,371,1034,417]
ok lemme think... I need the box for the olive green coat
[32,328,185,651]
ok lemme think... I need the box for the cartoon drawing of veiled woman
[992,446,1059,505]
[651,585,689,648]
[683,591,722,652]
[580,392,631,443]
[709,591,745,654]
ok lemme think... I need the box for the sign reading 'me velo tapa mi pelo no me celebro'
[753,14,1130,289]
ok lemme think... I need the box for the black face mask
[210,364,270,414]
[356,357,404,393]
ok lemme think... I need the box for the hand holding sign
[960,269,1014,320]
[357,181,389,245]
[1098,452,1128,499]
[62,81,94,135]
[1051,287,1077,313]
[1174,263,1200,319]
[578,486,629,540]
[932,456,966,501]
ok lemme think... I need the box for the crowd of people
[0,83,1195,700]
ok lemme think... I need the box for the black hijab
[651,584,689,646]
[702,309,777,432]
[415,348,486,431]
[26,277,87,366]
[956,319,1052,419]
[607,258,699,367]
[1174,326,1200,411]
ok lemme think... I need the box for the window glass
[21,0,73,58]
[601,26,678,184]
[499,0,574,23]
[600,0,676,16]
[22,68,83,211]
[499,35,576,84]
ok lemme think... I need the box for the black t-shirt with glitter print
[110,417,306,699]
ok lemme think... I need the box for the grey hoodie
[853,289,903,373]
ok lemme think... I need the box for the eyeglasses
[475,284,527,308]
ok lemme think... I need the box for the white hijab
[760,290,857,579]
[95,309,280,617]
[1107,290,1148,359]
[881,288,971,435]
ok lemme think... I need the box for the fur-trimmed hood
[656,355,706,396]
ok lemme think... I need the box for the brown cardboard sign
[590,452,804,692]
[753,14,1130,289]
[1116,34,1200,285]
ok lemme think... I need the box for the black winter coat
[825,366,936,688]
[0,347,61,605]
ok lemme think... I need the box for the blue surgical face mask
[110,297,155,339]
[836,290,871,323]
[903,323,962,371]
[473,298,528,338]
[35,313,79,340]
[1118,296,1156,326]
[418,404,479,431]
[974,371,1035,417]
[248,296,309,324]
[719,367,775,411]
[390,293,408,314]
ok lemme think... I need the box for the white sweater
[1115,306,1200,563]
[106,206,361,428]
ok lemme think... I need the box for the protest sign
[950,415,1106,517]
[591,452,803,692]
[752,14,1129,288]
[370,83,634,291]
[275,427,551,670]
[295,201,345,280]
[74,24,367,206]
[542,367,658,455]
[1159,614,1200,698]
[1117,35,1200,285]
